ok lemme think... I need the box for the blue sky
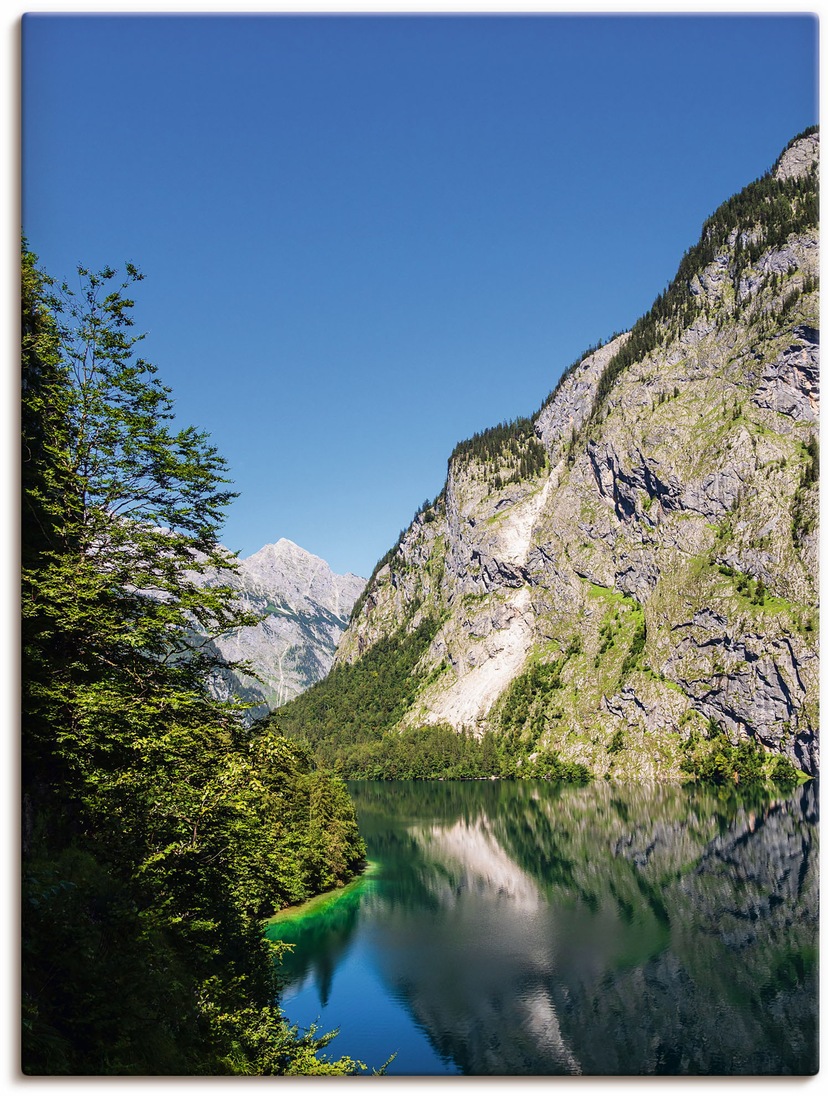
[21,11,818,579]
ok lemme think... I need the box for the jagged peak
[251,536,316,562]
[247,537,359,578]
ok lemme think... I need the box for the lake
[266,779,818,1076]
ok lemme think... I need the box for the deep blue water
[267,779,818,1076]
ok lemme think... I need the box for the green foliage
[598,616,619,657]
[21,246,365,1075]
[273,624,589,783]
[499,659,564,736]
[271,618,441,773]
[450,416,547,488]
[680,721,802,792]
[719,563,787,608]
[340,722,500,781]
[566,634,583,656]
[619,615,647,679]
[521,750,591,784]
[22,734,367,1075]
[767,754,802,793]
[608,728,626,755]
[489,651,590,783]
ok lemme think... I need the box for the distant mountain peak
[241,538,363,618]
[197,537,365,720]
[248,537,314,562]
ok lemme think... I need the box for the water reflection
[272,884,367,1007]
[269,780,818,1075]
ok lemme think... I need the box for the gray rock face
[337,132,819,779]
[201,539,365,721]
[775,132,820,182]
[752,325,819,421]
[535,334,630,458]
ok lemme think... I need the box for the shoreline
[265,859,379,926]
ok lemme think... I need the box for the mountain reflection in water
[268,779,818,1076]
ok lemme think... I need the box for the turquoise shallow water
[267,779,818,1076]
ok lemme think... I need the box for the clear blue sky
[21,12,818,579]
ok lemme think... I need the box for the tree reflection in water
[270,779,818,1076]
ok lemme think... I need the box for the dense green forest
[21,246,368,1075]
[270,621,590,782]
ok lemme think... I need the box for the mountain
[202,538,365,720]
[279,128,819,783]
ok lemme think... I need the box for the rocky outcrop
[775,131,820,182]
[201,539,364,720]
[336,131,819,779]
[535,334,629,458]
[752,324,819,421]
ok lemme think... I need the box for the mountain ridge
[319,127,819,782]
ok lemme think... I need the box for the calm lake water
[267,779,818,1076]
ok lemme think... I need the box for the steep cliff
[330,130,819,782]
[202,538,365,719]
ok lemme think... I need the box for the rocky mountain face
[336,130,819,780]
[203,539,365,721]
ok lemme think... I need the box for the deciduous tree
[21,245,365,1075]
